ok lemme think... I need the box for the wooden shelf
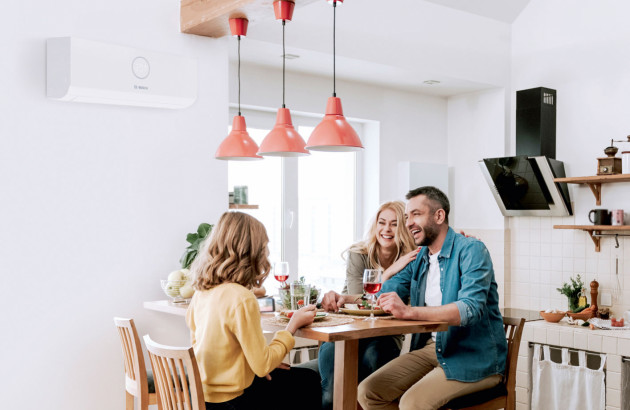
[554,173,630,205]
[229,204,259,209]
[181,0,317,38]
[554,225,630,252]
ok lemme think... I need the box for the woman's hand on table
[321,291,347,312]
[377,292,411,319]
[383,248,421,282]
[286,304,317,334]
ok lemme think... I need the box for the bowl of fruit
[566,305,596,320]
[161,269,195,304]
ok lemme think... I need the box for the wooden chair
[441,317,526,410]
[114,317,159,410]
[143,334,205,410]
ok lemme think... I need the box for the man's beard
[416,222,439,247]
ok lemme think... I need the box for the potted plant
[179,223,213,269]
[557,274,584,312]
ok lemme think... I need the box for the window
[227,109,362,294]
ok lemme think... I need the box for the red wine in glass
[363,283,382,294]
[274,274,289,283]
[362,269,383,321]
[274,262,290,289]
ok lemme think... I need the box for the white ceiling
[231,0,531,97]
[424,0,530,24]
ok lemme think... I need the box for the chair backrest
[502,317,526,404]
[114,317,150,404]
[143,334,205,410]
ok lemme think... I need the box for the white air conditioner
[47,37,197,109]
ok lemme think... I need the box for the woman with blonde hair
[317,201,419,409]
[186,211,321,410]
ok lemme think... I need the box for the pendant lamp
[215,18,262,161]
[306,0,363,152]
[257,0,310,157]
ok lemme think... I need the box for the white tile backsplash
[500,217,630,315]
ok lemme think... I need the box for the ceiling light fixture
[257,0,310,157]
[306,0,363,152]
[215,18,262,161]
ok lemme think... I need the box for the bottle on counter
[578,288,587,308]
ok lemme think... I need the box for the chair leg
[126,391,134,410]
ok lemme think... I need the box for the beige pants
[357,340,502,410]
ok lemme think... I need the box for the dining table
[144,301,448,410]
[261,312,448,410]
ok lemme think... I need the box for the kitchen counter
[515,318,629,410]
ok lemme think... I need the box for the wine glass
[274,261,290,289]
[363,269,383,321]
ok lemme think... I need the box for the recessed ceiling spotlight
[423,80,441,85]
[282,53,300,59]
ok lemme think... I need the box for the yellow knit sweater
[186,283,295,403]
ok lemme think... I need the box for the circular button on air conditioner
[132,57,150,79]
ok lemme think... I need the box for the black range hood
[479,87,573,216]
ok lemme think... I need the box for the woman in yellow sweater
[186,211,321,410]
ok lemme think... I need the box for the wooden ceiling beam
[181,0,317,38]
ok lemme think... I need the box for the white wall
[0,2,229,409]
[447,88,508,230]
[505,0,630,314]
[233,63,449,206]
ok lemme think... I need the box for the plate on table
[277,312,329,322]
[338,307,389,316]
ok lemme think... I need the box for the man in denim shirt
[358,186,507,410]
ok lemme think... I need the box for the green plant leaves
[197,223,212,238]
[180,223,214,269]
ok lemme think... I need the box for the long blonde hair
[192,212,271,291]
[346,201,415,269]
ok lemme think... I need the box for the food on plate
[344,303,359,310]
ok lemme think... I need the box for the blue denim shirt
[381,227,507,382]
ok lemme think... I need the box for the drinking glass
[290,283,311,310]
[274,261,289,289]
[363,269,383,321]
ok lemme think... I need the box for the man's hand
[377,292,411,319]
[320,290,347,312]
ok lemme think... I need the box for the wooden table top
[261,313,448,342]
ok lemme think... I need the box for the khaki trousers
[357,340,502,410]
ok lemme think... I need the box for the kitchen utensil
[613,257,621,301]
[588,209,611,225]
[539,311,566,323]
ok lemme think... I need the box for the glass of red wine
[363,269,383,321]
[274,261,290,289]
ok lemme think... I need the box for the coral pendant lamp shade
[215,18,262,160]
[257,108,309,157]
[306,96,363,152]
[307,0,363,152]
[215,115,262,160]
[258,0,310,157]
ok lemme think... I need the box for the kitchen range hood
[479,87,573,216]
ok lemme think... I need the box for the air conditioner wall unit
[46,37,197,109]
